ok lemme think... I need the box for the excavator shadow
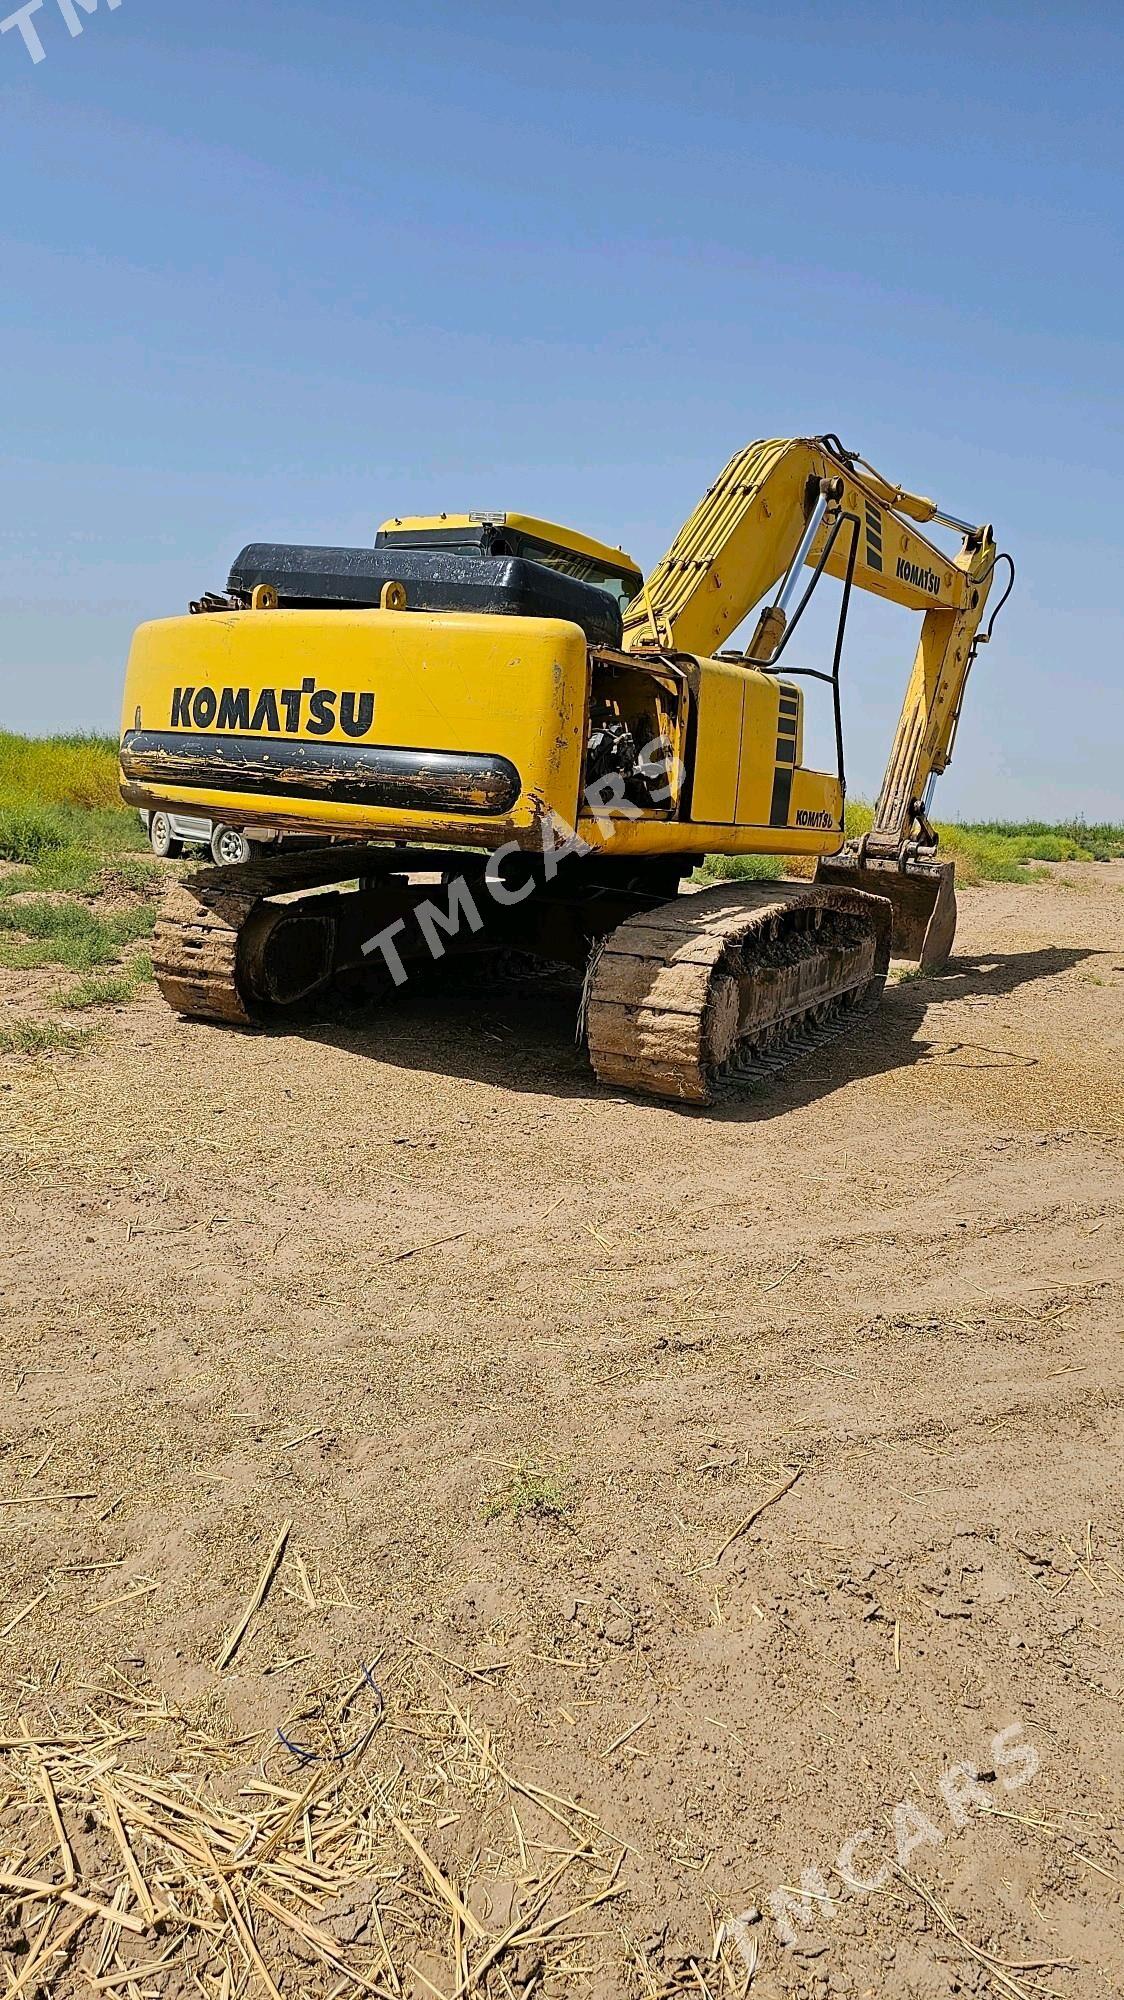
[295,944,1092,1113]
[710,942,1094,1125]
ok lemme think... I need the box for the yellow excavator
[119,435,1012,1103]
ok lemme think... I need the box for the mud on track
[1,866,1122,1997]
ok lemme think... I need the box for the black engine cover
[227,543,622,649]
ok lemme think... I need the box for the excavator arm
[623,435,1008,969]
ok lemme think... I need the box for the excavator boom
[622,436,980,658]
[624,435,1006,967]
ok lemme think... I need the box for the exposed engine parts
[584,710,674,808]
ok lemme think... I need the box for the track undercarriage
[152,849,893,1105]
[584,880,891,1104]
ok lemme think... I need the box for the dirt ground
[1,864,1122,1999]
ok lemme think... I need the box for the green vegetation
[0,733,147,903]
[483,1461,575,1525]
[0,899,155,973]
[949,818,1124,862]
[59,955,154,1011]
[0,734,159,1041]
[928,816,1123,883]
[698,802,1124,888]
[0,731,120,812]
[0,796,147,873]
[696,851,786,883]
[0,1019,91,1057]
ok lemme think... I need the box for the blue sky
[1,0,1121,818]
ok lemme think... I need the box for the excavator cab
[376,512,645,614]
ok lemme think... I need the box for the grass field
[0,733,159,1040]
[699,799,1124,884]
[0,732,145,876]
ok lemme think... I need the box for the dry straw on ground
[1,1655,749,1999]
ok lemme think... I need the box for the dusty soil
[1,865,1122,1998]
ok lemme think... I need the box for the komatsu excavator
[119,435,1012,1103]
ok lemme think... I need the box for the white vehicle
[141,810,258,866]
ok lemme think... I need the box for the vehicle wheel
[211,825,251,867]
[149,812,184,860]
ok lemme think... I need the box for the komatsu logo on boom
[895,556,943,598]
[168,680,375,738]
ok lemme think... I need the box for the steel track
[583,881,893,1104]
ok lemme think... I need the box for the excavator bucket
[814,851,957,974]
